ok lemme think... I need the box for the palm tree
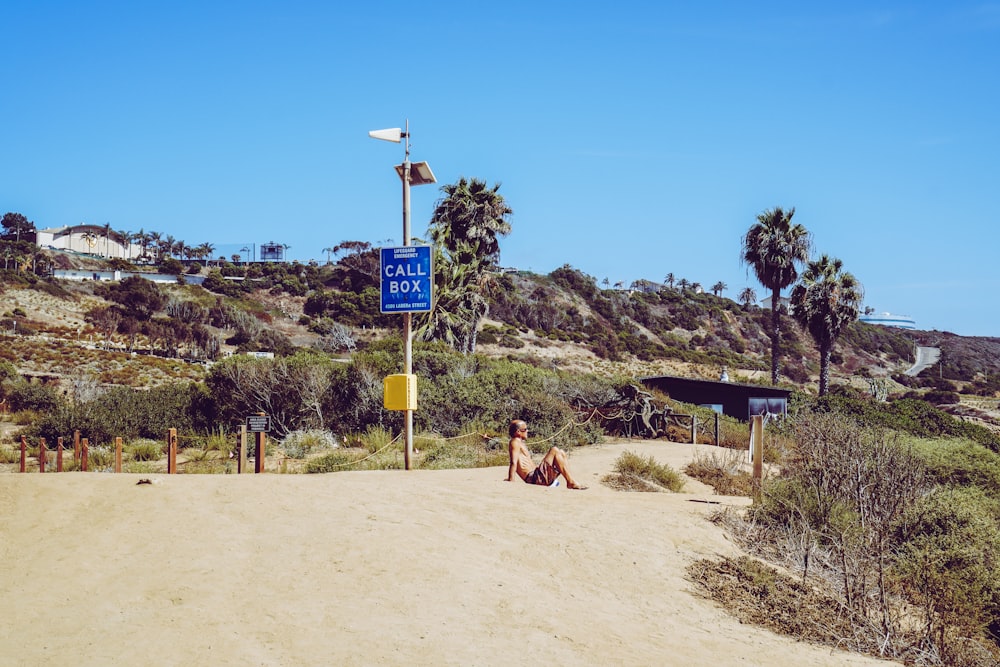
[103,223,112,258]
[676,278,690,292]
[711,281,727,297]
[741,206,811,384]
[738,287,758,310]
[664,273,675,290]
[148,231,162,261]
[429,177,512,266]
[418,177,512,354]
[162,235,176,258]
[790,255,863,396]
[116,229,131,259]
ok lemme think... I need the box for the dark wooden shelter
[639,375,791,421]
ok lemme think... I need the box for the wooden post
[73,430,81,464]
[237,424,247,474]
[81,438,89,472]
[20,435,27,473]
[57,436,64,472]
[167,429,177,474]
[714,413,720,447]
[115,437,123,473]
[39,437,47,473]
[255,431,266,474]
[751,415,764,501]
[690,415,697,444]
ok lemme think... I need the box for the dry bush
[684,448,754,496]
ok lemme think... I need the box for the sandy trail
[0,442,891,666]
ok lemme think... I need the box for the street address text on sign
[380,246,433,313]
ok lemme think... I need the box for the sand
[0,441,892,666]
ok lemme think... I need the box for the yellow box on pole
[384,373,417,411]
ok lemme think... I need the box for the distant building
[640,374,791,421]
[53,269,205,286]
[35,224,143,260]
[758,294,791,311]
[259,242,286,262]
[859,312,917,330]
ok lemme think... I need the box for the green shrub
[282,429,338,459]
[6,381,63,413]
[87,446,114,469]
[128,439,163,462]
[305,446,404,473]
[891,487,1000,660]
[909,437,1000,500]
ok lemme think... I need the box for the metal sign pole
[402,121,414,470]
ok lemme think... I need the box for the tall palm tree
[664,273,675,290]
[711,281,727,297]
[116,229,131,259]
[790,255,863,396]
[148,231,162,261]
[741,206,811,384]
[418,178,512,354]
[676,278,690,292]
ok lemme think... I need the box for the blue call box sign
[380,246,433,313]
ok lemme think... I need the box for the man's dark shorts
[525,461,559,486]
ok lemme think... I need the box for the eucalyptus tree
[790,255,863,396]
[416,177,512,354]
[741,206,811,384]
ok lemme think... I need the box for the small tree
[789,255,863,396]
[1,212,35,242]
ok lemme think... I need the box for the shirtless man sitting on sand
[506,419,587,490]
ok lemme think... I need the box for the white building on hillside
[35,224,143,260]
[859,312,917,330]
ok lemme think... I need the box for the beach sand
[0,441,891,666]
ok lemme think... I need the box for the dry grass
[603,450,685,492]
[684,448,754,496]
[687,556,862,650]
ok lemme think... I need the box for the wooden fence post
[20,435,27,473]
[38,437,46,473]
[57,436,64,472]
[690,415,697,444]
[714,413,720,447]
[167,429,177,474]
[81,438,89,472]
[237,424,247,474]
[255,431,266,474]
[751,415,764,501]
[73,430,81,464]
[115,437,123,473]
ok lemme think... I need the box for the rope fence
[10,403,717,474]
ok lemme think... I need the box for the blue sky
[3,2,998,337]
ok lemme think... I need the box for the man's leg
[541,446,586,489]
